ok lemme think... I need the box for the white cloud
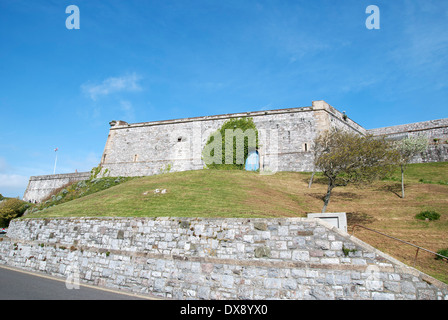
[81,73,143,101]
[0,158,29,197]
[0,174,29,198]
[0,174,29,188]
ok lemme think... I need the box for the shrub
[435,248,448,261]
[202,117,259,170]
[0,198,29,227]
[415,210,441,221]
[0,194,3,201]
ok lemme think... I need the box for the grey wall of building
[368,118,448,163]
[99,100,366,177]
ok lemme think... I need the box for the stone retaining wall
[1,217,447,300]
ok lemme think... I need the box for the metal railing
[351,224,448,267]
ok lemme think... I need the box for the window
[303,143,310,152]
[133,154,138,162]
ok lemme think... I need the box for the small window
[303,143,310,152]
[133,154,138,162]
[177,137,183,142]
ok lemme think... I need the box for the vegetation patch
[415,210,441,221]
[202,117,259,170]
[342,245,357,257]
[435,248,448,261]
[383,162,448,185]
[28,176,134,215]
[0,198,30,227]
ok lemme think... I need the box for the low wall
[368,118,448,164]
[22,172,90,203]
[368,118,448,138]
[412,144,448,163]
[1,217,447,300]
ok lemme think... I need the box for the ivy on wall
[202,118,259,170]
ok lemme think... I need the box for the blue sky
[1,0,447,198]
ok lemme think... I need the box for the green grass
[29,170,300,218]
[28,162,448,219]
[29,176,134,215]
[383,162,448,185]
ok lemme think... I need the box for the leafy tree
[202,118,259,170]
[314,129,400,213]
[0,198,29,227]
[394,136,428,198]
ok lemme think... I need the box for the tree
[202,118,259,170]
[0,198,29,227]
[394,136,428,198]
[314,129,400,213]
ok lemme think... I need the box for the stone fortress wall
[99,100,447,178]
[2,217,447,300]
[22,172,90,203]
[22,100,447,202]
[368,118,448,163]
[99,100,366,177]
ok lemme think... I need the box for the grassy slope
[27,163,448,283]
[31,170,303,218]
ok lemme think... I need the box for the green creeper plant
[202,118,259,170]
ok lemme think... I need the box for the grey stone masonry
[99,100,447,179]
[22,172,90,203]
[368,118,448,138]
[368,118,448,163]
[99,101,366,177]
[1,217,447,300]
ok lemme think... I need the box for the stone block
[254,222,268,231]
[307,212,347,233]
[292,250,310,262]
[264,278,282,289]
[254,246,271,258]
[372,292,395,300]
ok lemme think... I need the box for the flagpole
[53,148,58,174]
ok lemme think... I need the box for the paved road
[0,265,152,300]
